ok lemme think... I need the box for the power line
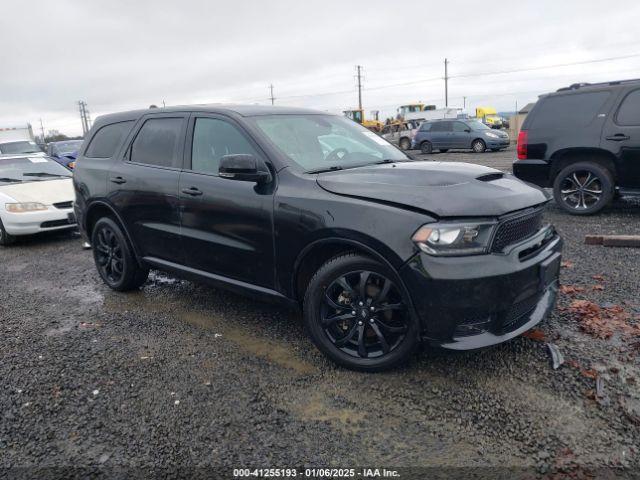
[451,53,640,80]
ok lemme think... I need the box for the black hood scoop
[316,161,549,218]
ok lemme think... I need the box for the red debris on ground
[568,300,640,339]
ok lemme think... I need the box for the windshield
[468,121,490,131]
[55,140,83,153]
[0,141,43,155]
[0,156,72,184]
[252,114,408,172]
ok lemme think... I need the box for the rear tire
[399,137,411,150]
[472,139,486,153]
[552,162,614,215]
[303,253,419,372]
[0,218,16,246]
[91,217,149,291]
[420,141,433,154]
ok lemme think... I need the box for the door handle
[605,134,630,141]
[109,176,126,184]
[181,187,203,196]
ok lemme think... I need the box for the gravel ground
[1,147,639,477]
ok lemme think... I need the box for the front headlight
[412,220,497,256]
[485,131,500,138]
[5,202,48,213]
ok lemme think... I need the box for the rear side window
[616,89,640,126]
[529,91,610,129]
[85,121,134,158]
[130,118,183,168]
[431,122,451,132]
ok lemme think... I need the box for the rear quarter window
[528,91,610,129]
[616,89,640,126]
[85,121,134,158]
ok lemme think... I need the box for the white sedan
[0,155,76,245]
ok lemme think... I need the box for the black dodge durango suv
[74,105,562,371]
[514,78,640,214]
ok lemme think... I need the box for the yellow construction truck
[343,109,384,132]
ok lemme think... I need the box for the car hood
[316,161,549,217]
[0,178,74,204]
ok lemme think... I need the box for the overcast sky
[2,0,640,137]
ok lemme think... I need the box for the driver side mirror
[219,154,272,184]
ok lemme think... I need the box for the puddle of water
[102,290,317,376]
[179,310,317,376]
[292,391,365,434]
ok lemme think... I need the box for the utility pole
[78,101,92,136]
[356,65,363,111]
[78,101,86,136]
[463,96,466,109]
[269,84,275,105]
[39,118,45,143]
[444,58,449,107]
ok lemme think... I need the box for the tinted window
[191,118,259,175]
[452,122,469,132]
[85,121,133,158]
[616,89,640,126]
[419,123,432,132]
[130,118,183,168]
[431,122,451,132]
[530,91,610,129]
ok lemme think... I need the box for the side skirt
[142,256,298,310]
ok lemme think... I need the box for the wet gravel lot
[1,146,639,477]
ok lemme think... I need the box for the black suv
[514,78,640,214]
[74,105,562,371]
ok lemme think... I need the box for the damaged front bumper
[400,225,563,350]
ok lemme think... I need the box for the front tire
[472,139,486,153]
[303,253,419,372]
[0,218,16,246]
[91,217,149,291]
[399,137,411,151]
[552,162,614,215]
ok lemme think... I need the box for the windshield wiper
[0,177,23,183]
[23,172,71,178]
[307,165,344,174]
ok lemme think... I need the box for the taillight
[516,130,528,160]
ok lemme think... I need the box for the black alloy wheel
[304,253,419,371]
[91,217,149,291]
[553,162,614,215]
[94,224,125,285]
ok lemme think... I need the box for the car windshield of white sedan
[0,157,72,184]
[253,115,408,172]
[0,141,42,155]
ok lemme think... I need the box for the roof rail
[557,78,640,92]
